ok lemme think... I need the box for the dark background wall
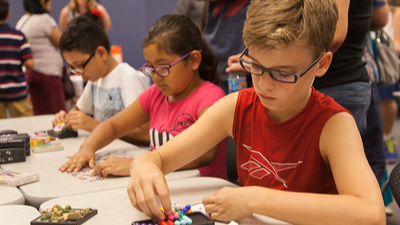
[7,0,178,69]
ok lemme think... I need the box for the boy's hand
[65,110,96,131]
[59,146,96,172]
[92,156,133,177]
[203,187,252,222]
[52,110,67,126]
[127,158,173,221]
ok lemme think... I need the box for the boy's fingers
[135,185,158,220]
[127,184,140,211]
[144,183,166,221]
[154,178,171,217]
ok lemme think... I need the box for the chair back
[390,163,400,207]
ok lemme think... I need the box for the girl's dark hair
[143,14,220,85]
[59,16,110,54]
[23,0,48,14]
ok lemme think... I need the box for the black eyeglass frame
[69,49,97,75]
[238,47,325,84]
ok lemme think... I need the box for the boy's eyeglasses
[238,47,324,84]
[140,50,202,78]
[69,50,96,75]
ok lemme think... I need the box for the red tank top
[233,88,350,194]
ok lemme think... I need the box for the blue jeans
[317,81,371,133]
[362,82,385,182]
[318,81,385,182]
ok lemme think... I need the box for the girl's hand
[58,145,96,172]
[92,156,133,177]
[127,157,173,221]
[203,187,253,222]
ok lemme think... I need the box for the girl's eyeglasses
[140,50,202,78]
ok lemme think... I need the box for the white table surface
[0,205,41,225]
[40,177,289,225]
[393,91,400,99]
[0,115,199,208]
[0,186,24,205]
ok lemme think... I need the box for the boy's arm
[59,99,150,172]
[127,93,237,220]
[204,112,385,225]
[23,58,34,70]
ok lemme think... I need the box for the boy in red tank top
[127,0,385,224]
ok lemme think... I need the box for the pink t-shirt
[139,81,228,179]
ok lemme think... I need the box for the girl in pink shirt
[59,14,228,180]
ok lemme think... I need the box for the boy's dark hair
[0,0,9,21]
[143,14,221,85]
[23,0,48,14]
[59,16,110,54]
[81,11,104,30]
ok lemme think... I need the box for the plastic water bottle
[228,73,247,93]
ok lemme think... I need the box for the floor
[386,117,400,225]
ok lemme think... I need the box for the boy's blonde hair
[243,0,338,57]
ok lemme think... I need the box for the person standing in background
[378,0,400,162]
[59,0,111,32]
[16,0,66,115]
[202,0,250,94]
[175,0,206,31]
[0,0,33,118]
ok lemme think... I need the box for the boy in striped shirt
[0,0,34,118]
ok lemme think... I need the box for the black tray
[47,129,78,139]
[31,209,97,225]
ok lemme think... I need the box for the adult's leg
[7,98,33,118]
[26,69,66,115]
[378,83,399,161]
[0,101,7,119]
[361,82,385,182]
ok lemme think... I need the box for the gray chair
[226,137,239,184]
[381,163,400,208]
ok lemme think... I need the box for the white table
[393,91,400,99]
[0,115,199,208]
[0,186,24,205]
[0,205,41,225]
[40,177,289,225]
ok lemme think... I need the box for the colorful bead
[168,214,175,221]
